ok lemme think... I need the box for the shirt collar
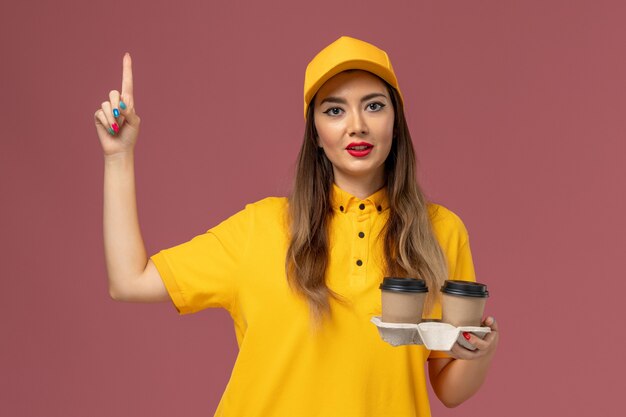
[331,183,389,214]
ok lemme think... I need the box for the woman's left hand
[448,316,499,360]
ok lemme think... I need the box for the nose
[348,111,368,137]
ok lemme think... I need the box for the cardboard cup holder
[370,316,491,351]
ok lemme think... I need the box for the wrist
[104,151,135,165]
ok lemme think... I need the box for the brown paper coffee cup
[380,277,428,323]
[440,280,489,327]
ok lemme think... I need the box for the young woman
[94,36,499,416]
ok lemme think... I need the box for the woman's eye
[324,107,343,116]
[367,102,385,111]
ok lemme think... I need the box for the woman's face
[313,70,394,191]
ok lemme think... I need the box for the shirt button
[358,232,365,238]
[359,203,365,210]
[377,205,382,212]
[356,259,363,266]
[339,206,344,212]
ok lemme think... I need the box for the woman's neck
[333,170,385,200]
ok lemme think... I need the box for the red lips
[346,142,373,157]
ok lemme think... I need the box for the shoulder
[242,196,289,226]
[427,203,470,242]
[209,197,289,239]
[245,196,289,212]
[241,196,289,222]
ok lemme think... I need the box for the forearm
[103,151,147,297]
[432,353,495,408]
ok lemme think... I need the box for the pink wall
[1,0,624,415]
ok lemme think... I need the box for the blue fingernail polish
[113,108,120,118]
[119,101,127,110]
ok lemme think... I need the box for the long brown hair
[286,79,448,322]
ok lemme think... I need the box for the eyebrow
[320,92,388,105]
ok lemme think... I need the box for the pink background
[1,0,624,415]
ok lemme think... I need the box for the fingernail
[463,332,471,340]
[113,108,120,118]
[112,123,119,133]
[119,101,127,110]
[108,127,115,135]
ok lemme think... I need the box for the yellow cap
[303,36,403,119]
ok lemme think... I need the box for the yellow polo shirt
[150,184,476,417]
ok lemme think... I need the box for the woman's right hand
[94,52,141,157]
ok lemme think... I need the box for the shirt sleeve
[149,205,252,315]
[430,204,476,283]
[450,239,476,282]
[428,206,477,360]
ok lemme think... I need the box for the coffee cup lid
[379,277,428,293]
[441,280,489,297]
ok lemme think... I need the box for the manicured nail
[112,123,119,133]
[119,101,127,110]
[108,127,115,135]
[113,108,120,118]
[463,332,471,340]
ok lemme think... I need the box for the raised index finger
[121,52,133,104]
